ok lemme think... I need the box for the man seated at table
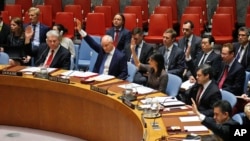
[76,19,128,80]
[183,64,221,117]
[192,99,240,141]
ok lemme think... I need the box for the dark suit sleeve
[61,51,71,70]
[117,54,128,79]
[168,50,185,77]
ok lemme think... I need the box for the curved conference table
[0,68,168,141]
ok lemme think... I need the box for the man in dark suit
[186,35,222,81]
[218,43,245,96]
[106,13,131,51]
[0,11,10,48]
[233,26,250,71]
[77,20,128,80]
[184,64,222,117]
[178,20,202,60]
[192,100,240,141]
[123,27,154,84]
[158,28,185,78]
[34,30,71,70]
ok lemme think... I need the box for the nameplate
[90,85,108,95]
[0,70,22,76]
[122,98,135,109]
[48,76,70,84]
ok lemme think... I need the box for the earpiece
[211,42,214,48]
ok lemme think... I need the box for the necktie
[184,38,189,52]
[44,50,54,67]
[199,53,207,66]
[218,65,229,89]
[164,48,169,68]
[196,85,204,105]
[114,30,119,47]
[31,24,36,41]
[236,46,244,63]
[131,45,139,64]
[99,53,108,74]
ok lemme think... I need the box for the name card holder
[122,98,135,109]
[48,76,70,84]
[90,85,108,95]
[0,70,23,76]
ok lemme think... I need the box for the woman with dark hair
[6,17,31,65]
[130,38,168,93]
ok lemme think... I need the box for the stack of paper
[60,71,98,78]
[20,67,57,74]
[118,83,157,94]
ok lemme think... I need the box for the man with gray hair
[26,29,71,69]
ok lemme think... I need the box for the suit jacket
[24,22,50,44]
[178,35,202,60]
[35,44,71,70]
[84,35,128,79]
[217,60,246,96]
[185,81,222,117]
[123,41,154,64]
[158,44,185,78]
[106,27,131,51]
[186,50,222,80]
[202,117,240,141]
[233,42,250,71]
[0,23,10,45]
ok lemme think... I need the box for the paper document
[140,96,177,104]
[20,67,57,73]
[161,101,185,107]
[87,74,114,81]
[118,83,157,94]
[179,116,200,122]
[60,71,98,78]
[181,80,195,90]
[183,126,209,132]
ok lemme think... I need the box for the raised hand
[75,19,82,32]
[25,25,34,40]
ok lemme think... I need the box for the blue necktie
[99,53,108,74]
[131,45,139,64]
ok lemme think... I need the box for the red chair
[44,0,62,20]
[153,6,173,28]
[36,5,53,27]
[189,0,208,25]
[73,0,91,20]
[176,14,201,41]
[218,0,236,23]
[124,6,143,28]
[123,13,137,31]
[131,0,149,28]
[94,6,112,30]
[184,6,204,33]
[211,14,233,44]
[102,0,120,18]
[64,5,83,23]
[4,4,22,19]
[1,11,10,24]
[159,0,177,25]
[215,7,235,30]
[15,0,32,13]
[144,14,169,44]
[247,6,250,14]
[85,13,106,36]
[55,12,75,39]
[245,14,250,28]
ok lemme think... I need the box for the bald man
[77,20,128,79]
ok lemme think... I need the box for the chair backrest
[74,0,91,20]
[147,14,169,36]
[221,90,237,108]
[0,52,10,64]
[183,6,204,33]
[189,0,208,24]
[15,0,32,13]
[166,73,182,97]
[218,0,236,19]
[64,5,83,23]
[4,4,23,19]
[159,0,177,24]
[85,13,106,36]
[126,62,137,82]
[73,44,80,70]
[232,113,243,125]
[55,12,75,39]
[215,6,235,30]
[130,0,149,23]
[89,50,98,72]
[124,6,143,28]
[102,0,120,18]
[244,71,250,93]
[1,11,10,24]
[153,6,173,28]
[94,6,112,29]
[212,14,232,36]
[44,0,62,20]
[123,13,137,31]
[36,5,53,27]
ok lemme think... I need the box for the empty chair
[0,52,9,64]
[4,4,22,19]
[78,35,101,70]
[130,0,149,29]
[64,5,83,24]
[126,62,137,82]
[123,13,137,31]
[85,13,106,36]
[221,90,237,108]
[232,113,243,125]
[94,6,112,30]
[102,0,120,18]
[211,14,233,44]
[244,71,250,93]
[189,0,208,25]
[124,6,143,28]
[165,73,182,97]
[218,0,236,21]
[44,0,63,20]
[15,0,32,13]
[55,12,75,39]
[159,0,178,25]
[74,0,91,20]
[215,6,235,31]
[36,5,53,27]
[153,6,173,28]
[144,14,169,44]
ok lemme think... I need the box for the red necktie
[218,65,229,89]
[45,50,54,67]
[114,30,119,47]
[196,85,204,105]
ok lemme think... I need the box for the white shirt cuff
[198,113,206,121]
[79,29,87,37]
[185,55,192,61]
